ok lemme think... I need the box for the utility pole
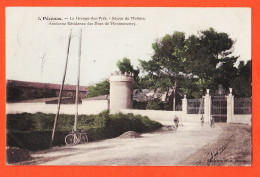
[73,29,82,134]
[50,29,72,149]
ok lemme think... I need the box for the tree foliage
[146,99,163,110]
[87,80,110,98]
[86,28,251,101]
[117,57,141,89]
[184,28,237,94]
[139,31,187,110]
[139,28,251,100]
[230,60,252,97]
[117,58,134,73]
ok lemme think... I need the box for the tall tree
[140,31,186,110]
[184,28,237,95]
[230,60,252,97]
[139,28,240,105]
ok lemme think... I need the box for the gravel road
[28,122,222,166]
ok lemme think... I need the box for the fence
[122,91,251,125]
[234,97,252,114]
[187,99,204,114]
[120,109,202,125]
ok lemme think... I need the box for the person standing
[210,116,215,128]
[201,115,204,126]
[173,115,179,129]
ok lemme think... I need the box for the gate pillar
[226,88,234,123]
[182,95,187,121]
[203,89,211,123]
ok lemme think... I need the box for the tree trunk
[172,79,177,111]
[164,87,170,110]
[165,87,170,101]
[172,90,175,111]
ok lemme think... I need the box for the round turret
[109,71,134,114]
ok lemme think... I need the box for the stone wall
[6,100,108,115]
[6,81,252,126]
[120,109,202,125]
[232,115,252,125]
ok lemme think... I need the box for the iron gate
[211,95,227,122]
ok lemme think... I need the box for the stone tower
[109,71,134,114]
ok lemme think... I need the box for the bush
[86,80,109,98]
[146,100,163,110]
[133,101,147,109]
[6,147,31,163]
[6,87,22,102]
[6,111,162,151]
[6,113,96,131]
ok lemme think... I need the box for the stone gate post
[203,89,211,123]
[182,95,187,121]
[226,88,234,123]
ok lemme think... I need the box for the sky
[6,7,251,86]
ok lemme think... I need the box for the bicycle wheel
[65,134,76,145]
[80,134,88,143]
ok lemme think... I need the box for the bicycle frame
[65,130,88,145]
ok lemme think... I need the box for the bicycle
[65,129,88,146]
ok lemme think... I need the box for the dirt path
[19,122,223,166]
[179,123,252,166]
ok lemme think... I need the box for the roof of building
[83,89,170,102]
[18,97,64,103]
[133,89,168,102]
[6,80,88,92]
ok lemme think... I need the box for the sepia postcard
[1,2,259,177]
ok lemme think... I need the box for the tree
[116,58,134,74]
[214,57,238,92]
[140,31,187,110]
[117,57,140,89]
[117,57,140,77]
[230,60,252,97]
[184,28,238,95]
[87,80,110,98]
[139,28,240,108]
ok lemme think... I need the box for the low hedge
[7,111,162,151]
[6,112,96,131]
[146,99,164,110]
